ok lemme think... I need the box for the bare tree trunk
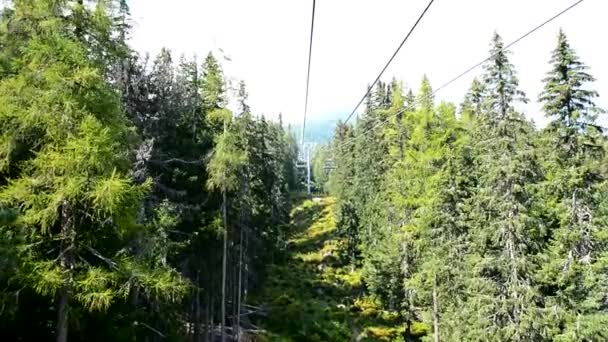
[203,292,209,342]
[210,296,215,342]
[221,189,228,342]
[244,227,249,305]
[56,287,69,342]
[432,275,440,342]
[193,273,201,342]
[243,181,250,305]
[231,242,237,338]
[57,201,75,342]
[236,225,244,340]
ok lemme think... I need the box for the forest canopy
[0,1,606,342]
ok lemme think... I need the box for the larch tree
[203,52,246,342]
[0,1,187,341]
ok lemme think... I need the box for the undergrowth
[251,197,428,341]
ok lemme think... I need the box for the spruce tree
[462,32,544,340]
[537,29,608,340]
[460,77,486,122]
[483,32,528,119]
[539,29,599,130]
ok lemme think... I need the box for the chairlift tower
[296,142,312,195]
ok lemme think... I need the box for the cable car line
[343,0,436,124]
[334,0,586,152]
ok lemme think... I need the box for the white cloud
[129,0,607,128]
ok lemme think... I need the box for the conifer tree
[202,51,242,341]
[202,52,226,113]
[462,32,543,340]
[0,2,187,341]
[537,29,608,340]
[406,102,472,342]
[460,77,486,121]
[207,110,242,340]
[483,32,528,119]
[539,30,599,130]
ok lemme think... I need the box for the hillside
[252,197,428,341]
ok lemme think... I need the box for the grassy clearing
[253,197,423,341]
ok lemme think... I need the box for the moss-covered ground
[252,197,427,342]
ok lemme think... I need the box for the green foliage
[74,268,117,312]
[201,52,226,111]
[533,30,608,341]
[539,29,600,127]
[0,1,190,340]
[31,261,64,297]
[324,29,607,342]
[1,2,607,340]
[311,144,331,192]
[256,198,409,342]
[206,124,248,192]
[483,32,528,118]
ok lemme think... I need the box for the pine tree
[359,77,440,337]
[311,144,331,193]
[351,81,393,256]
[383,80,406,161]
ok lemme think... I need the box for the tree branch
[147,158,204,166]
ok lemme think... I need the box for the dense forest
[0,1,300,341]
[1,1,607,342]
[312,30,608,341]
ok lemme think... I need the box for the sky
[129,0,607,132]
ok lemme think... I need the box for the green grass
[252,197,422,342]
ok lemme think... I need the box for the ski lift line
[343,0,436,125]
[436,0,585,94]
[333,0,586,152]
[301,0,317,147]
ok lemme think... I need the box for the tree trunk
[232,243,237,338]
[56,287,70,342]
[404,320,412,341]
[210,296,215,342]
[506,186,519,322]
[221,189,228,342]
[236,225,244,340]
[74,0,84,40]
[203,292,209,342]
[243,181,250,305]
[57,200,75,342]
[432,276,440,342]
[244,227,249,305]
[193,273,201,342]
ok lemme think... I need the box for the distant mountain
[289,119,337,145]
